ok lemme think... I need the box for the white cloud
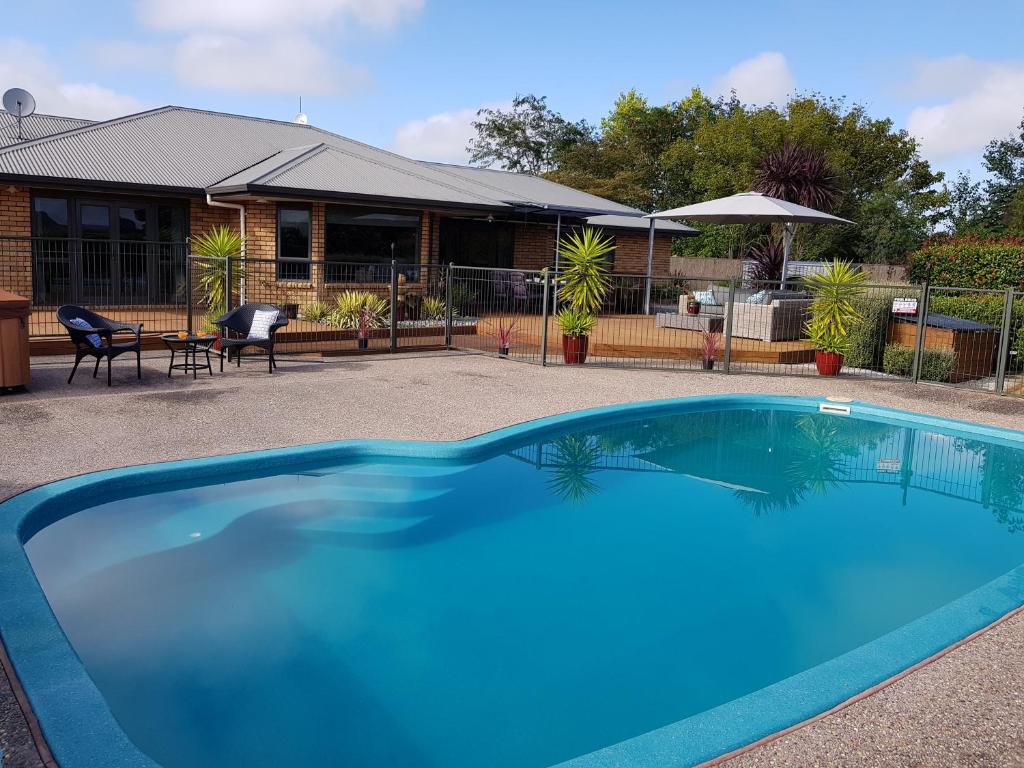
[173,34,367,95]
[137,0,424,34]
[0,39,146,119]
[904,56,1024,162]
[711,52,795,105]
[393,105,502,163]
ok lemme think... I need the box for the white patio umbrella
[643,192,853,291]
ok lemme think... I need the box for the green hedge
[906,237,1024,289]
[882,344,955,382]
[844,290,904,371]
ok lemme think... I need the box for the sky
[2,0,1023,182]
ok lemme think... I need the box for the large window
[324,205,420,283]
[30,194,187,306]
[277,205,312,281]
[438,218,514,269]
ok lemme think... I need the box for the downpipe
[205,194,246,304]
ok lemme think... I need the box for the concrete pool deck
[1,351,1023,767]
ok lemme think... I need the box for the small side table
[161,334,219,379]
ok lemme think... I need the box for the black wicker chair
[214,304,289,373]
[57,306,142,387]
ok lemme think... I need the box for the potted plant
[495,318,517,357]
[201,311,222,350]
[686,295,701,315]
[700,330,720,370]
[803,259,867,376]
[193,226,245,313]
[556,227,614,364]
[357,307,374,350]
[557,307,597,363]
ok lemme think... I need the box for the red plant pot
[686,302,701,315]
[562,334,589,364]
[815,351,844,376]
[211,332,221,351]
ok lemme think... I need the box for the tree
[944,171,988,235]
[981,114,1024,234]
[753,142,839,212]
[467,95,593,174]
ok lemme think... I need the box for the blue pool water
[18,401,1024,768]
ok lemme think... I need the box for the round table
[160,334,219,379]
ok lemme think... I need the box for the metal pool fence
[10,248,1024,398]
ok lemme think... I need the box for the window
[438,218,514,269]
[277,205,312,281]
[324,205,420,283]
[30,194,187,306]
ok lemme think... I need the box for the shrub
[420,295,447,321]
[329,291,389,329]
[450,283,477,315]
[906,237,1024,289]
[844,289,904,371]
[882,344,955,382]
[302,301,331,323]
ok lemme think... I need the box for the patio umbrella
[644,192,853,289]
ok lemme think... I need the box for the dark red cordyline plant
[747,237,786,283]
[753,142,840,212]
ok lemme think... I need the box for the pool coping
[1,394,1023,768]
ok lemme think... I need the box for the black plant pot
[358,336,369,350]
[702,359,715,371]
[499,346,510,357]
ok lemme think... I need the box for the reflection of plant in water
[735,414,894,515]
[978,442,1024,534]
[546,434,603,504]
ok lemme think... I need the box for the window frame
[275,203,313,282]
[323,203,422,284]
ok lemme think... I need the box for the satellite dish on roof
[3,88,36,140]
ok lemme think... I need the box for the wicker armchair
[57,305,142,386]
[214,304,288,373]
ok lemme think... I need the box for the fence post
[910,282,929,383]
[722,279,735,374]
[444,263,454,349]
[995,287,1014,394]
[389,260,399,353]
[540,269,551,367]
[224,256,233,315]
[186,256,194,334]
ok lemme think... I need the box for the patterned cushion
[68,317,102,347]
[746,290,769,305]
[692,289,719,306]
[247,309,278,340]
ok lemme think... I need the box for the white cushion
[247,309,278,340]
[693,289,719,306]
[746,290,769,305]
[69,317,102,347]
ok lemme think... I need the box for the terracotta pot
[686,301,701,315]
[562,334,589,364]
[815,351,844,376]
[211,332,221,351]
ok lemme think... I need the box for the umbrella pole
[644,217,655,314]
[553,213,562,313]
[780,222,793,289]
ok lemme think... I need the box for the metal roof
[585,213,698,235]
[426,162,643,216]
[209,143,512,208]
[0,105,691,221]
[0,112,95,148]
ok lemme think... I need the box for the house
[0,105,693,327]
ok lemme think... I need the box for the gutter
[205,193,246,304]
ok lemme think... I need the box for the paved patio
[1,351,1023,767]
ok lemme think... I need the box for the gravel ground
[1,350,1023,767]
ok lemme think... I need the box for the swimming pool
[3,396,1024,768]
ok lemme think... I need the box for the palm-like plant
[558,227,614,315]
[330,291,390,330]
[753,142,840,212]
[747,237,785,283]
[546,435,603,504]
[803,260,867,356]
[192,226,245,311]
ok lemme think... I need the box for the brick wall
[0,186,33,298]
[512,222,673,275]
